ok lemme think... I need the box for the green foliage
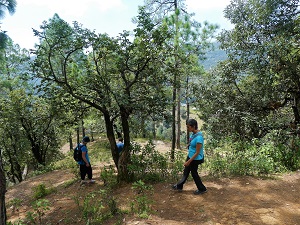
[27,165,57,178]
[0,32,8,49]
[168,149,186,181]
[25,199,50,225]
[156,125,172,141]
[50,153,76,171]
[201,42,227,70]
[88,139,112,163]
[81,192,104,221]
[206,134,300,177]
[196,0,300,143]
[0,0,17,19]
[7,198,23,216]
[32,183,56,200]
[130,180,153,218]
[73,189,120,224]
[0,41,35,183]
[128,141,169,182]
[128,140,186,182]
[268,133,300,170]
[7,221,25,225]
[100,165,118,188]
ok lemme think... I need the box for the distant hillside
[201,42,227,70]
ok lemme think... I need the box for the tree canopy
[196,0,300,141]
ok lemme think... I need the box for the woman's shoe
[194,189,207,195]
[172,184,182,192]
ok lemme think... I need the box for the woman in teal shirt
[78,136,95,184]
[172,119,207,195]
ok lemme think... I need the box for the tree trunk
[292,95,300,124]
[103,112,119,169]
[176,88,181,149]
[81,119,85,137]
[69,132,73,150]
[31,144,46,166]
[141,118,146,138]
[171,0,179,159]
[118,106,132,182]
[171,85,176,161]
[76,127,80,144]
[0,150,7,225]
[152,121,156,139]
[186,76,190,144]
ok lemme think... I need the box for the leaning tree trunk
[0,149,7,225]
[118,106,132,182]
[103,111,119,169]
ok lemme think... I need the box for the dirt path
[5,140,300,225]
[120,172,300,225]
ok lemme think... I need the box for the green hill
[202,42,227,70]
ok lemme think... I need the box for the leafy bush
[51,154,76,170]
[128,140,169,182]
[128,140,187,183]
[73,189,120,224]
[100,165,118,188]
[7,198,23,215]
[205,136,299,177]
[168,150,186,181]
[89,139,112,163]
[130,180,153,218]
[25,199,50,225]
[32,183,56,200]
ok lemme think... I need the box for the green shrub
[205,136,298,177]
[128,140,169,182]
[33,183,56,200]
[25,199,50,225]
[7,198,23,213]
[130,180,153,218]
[100,165,118,188]
[73,189,119,224]
[89,139,112,163]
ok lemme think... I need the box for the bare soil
[6,140,300,225]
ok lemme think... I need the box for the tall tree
[143,0,217,158]
[197,0,300,140]
[143,0,184,155]
[0,0,16,19]
[0,0,17,49]
[0,148,6,225]
[33,12,170,180]
[0,1,17,222]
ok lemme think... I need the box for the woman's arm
[184,143,202,167]
[81,151,90,167]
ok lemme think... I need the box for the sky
[1,0,233,50]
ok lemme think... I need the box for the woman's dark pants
[176,157,206,191]
[80,164,93,180]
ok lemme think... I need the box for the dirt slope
[5,141,300,225]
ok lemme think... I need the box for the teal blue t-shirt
[188,132,204,160]
[78,144,90,165]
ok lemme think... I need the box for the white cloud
[6,28,39,50]
[186,0,231,10]
[19,0,125,17]
[4,0,233,50]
